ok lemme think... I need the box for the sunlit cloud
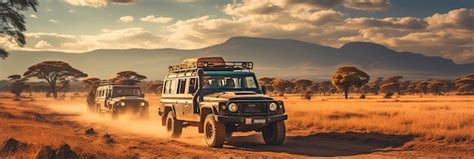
[118,16,134,22]
[49,19,59,23]
[140,15,173,23]
[65,0,136,8]
[34,40,53,49]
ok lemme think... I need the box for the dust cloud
[46,101,206,146]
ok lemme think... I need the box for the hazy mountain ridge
[1,36,472,80]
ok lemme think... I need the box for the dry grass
[1,92,473,158]
[279,94,474,144]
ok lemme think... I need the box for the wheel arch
[161,104,175,126]
[198,105,217,133]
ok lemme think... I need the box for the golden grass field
[0,92,473,158]
[281,94,474,143]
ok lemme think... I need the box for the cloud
[346,17,428,30]
[69,10,76,13]
[30,14,38,18]
[34,40,53,48]
[140,15,173,23]
[343,0,390,11]
[49,19,59,23]
[65,0,135,8]
[2,4,472,64]
[426,8,474,31]
[3,28,167,52]
[118,16,134,22]
[284,0,343,9]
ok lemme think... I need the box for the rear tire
[262,121,286,145]
[204,114,226,148]
[166,112,182,138]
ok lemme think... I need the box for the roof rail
[99,80,111,86]
[168,57,254,73]
[168,61,253,73]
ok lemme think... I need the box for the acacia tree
[82,77,101,92]
[331,66,370,99]
[416,81,429,95]
[428,81,445,96]
[0,0,39,60]
[381,76,403,95]
[318,81,333,96]
[381,82,399,98]
[111,71,147,85]
[7,74,28,99]
[258,77,275,86]
[146,82,163,95]
[368,77,383,95]
[294,79,313,94]
[23,61,87,99]
[272,79,292,96]
[454,74,474,94]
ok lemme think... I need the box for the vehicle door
[174,78,187,120]
[95,88,105,111]
[183,77,199,121]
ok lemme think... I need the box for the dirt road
[0,97,470,158]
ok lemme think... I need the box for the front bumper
[115,105,148,113]
[215,114,287,125]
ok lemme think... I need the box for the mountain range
[1,36,473,81]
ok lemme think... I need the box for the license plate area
[245,118,266,124]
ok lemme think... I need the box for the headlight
[140,101,146,107]
[228,103,238,112]
[120,102,125,107]
[269,102,278,112]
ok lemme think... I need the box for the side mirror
[140,93,145,98]
[261,86,267,95]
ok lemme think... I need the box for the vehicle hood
[203,91,273,102]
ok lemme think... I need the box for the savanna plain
[0,93,473,158]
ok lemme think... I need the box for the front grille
[239,102,267,115]
[124,100,140,106]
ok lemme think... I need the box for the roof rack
[99,80,112,86]
[168,57,254,73]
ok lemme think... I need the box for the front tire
[166,112,182,138]
[262,121,286,145]
[204,114,226,148]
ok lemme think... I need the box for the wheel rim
[205,122,213,140]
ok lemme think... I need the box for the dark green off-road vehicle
[158,57,287,148]
[88,84,149,119]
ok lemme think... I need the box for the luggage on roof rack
[168,57,253,73]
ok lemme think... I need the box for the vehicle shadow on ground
[225,132,415,157]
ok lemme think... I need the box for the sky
[1,0,473,63]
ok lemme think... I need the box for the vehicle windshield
[112,87,141,97]
[202,75,258,92]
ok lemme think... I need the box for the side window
[188,78,197,94]
[169,79,177,94]
[245,77,257,88]
[163,80,170,94]
[177,79,187,94]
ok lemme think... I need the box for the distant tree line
[258,66,474,100]
[0,60,163,100]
